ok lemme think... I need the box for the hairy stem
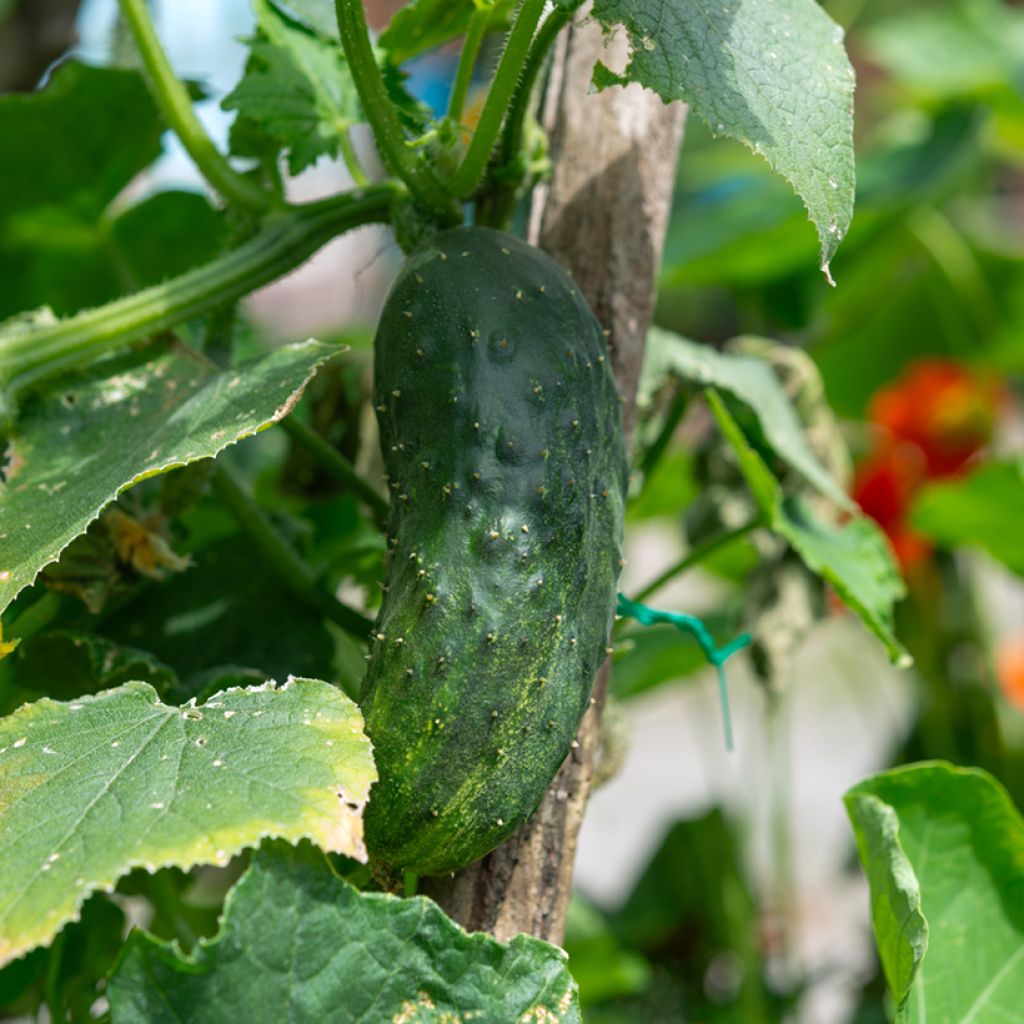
[213,462,372,640]
[339,130,370,187]
[447,5,489,125]
[281,417,389,524]
[335,0,456,222]
[634,520,760,604]
[117,0,269,214]
[447,0,546,197]
[1,184,399,397]
[477,6,570,226]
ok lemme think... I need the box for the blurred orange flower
[996,634,1024,711]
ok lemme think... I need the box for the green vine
[447,5,490,125]
[477,6,571,226]
[212,461,373,640]
[446,0,547,198]
[334,0,458,223]
[0,185,400,398]
[118,0,270,214]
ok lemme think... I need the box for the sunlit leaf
[846,762,1024,1023]
[641,328,854,510]
[590,0,855,277]
[224,0,360,175]
[707,391,908,663]
[0,677,375,967]
[0,339,338,617]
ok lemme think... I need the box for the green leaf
[863,0,1024,103]
[223,0,360,176]
[44,893,127,1022]
[108,839,581,1023]
[605,809,778,1018]
[845,762,1024,1023]
[0,892,126,1019]
[275,0,338,37]
[642,328,854,510]
[0,339,338,617]
[612,621,730,699]
[5,631,177,700]
[106,192,226,292]
[590,0,855,278]
[0,677,375,967]
[563,897,651,1005]
[707,390,908,664]
[100,535,337,686]
[0,62,160,227]
[912,459,1024,576]
[379,0,517,65]
[0,190,225,322]
[0,62,224,320]
[844,793,926,1008]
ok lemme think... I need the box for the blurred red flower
[868,359,1000,478]
[851,442,931,570]
[852,359,1002,571]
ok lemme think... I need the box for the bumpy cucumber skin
[363,226,627,876]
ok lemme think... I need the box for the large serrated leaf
[641,327,854,510]
[107,839,580,1024]
[5,632,177,701]
[846,763,1024,1023]
[590,0,855,278]
[0,339,337,616]
[707,390,908,664]
[0,678,375,967]
[223,0,360,175]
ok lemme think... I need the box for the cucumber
[362,226,627,876]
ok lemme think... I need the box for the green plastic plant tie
[616,593,751,751]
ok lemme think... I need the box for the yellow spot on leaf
[0,622,19,662]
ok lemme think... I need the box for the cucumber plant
[0,0,904,1020]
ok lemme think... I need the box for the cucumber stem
[447,5,490,125]
[634,520,761,603]
[335,0,457,223]
[0,184,399,398]
[117,0,270,214]
[281,417,390,524]
[339,129,370,187]
[212,462,373,641]
[4,591,62,643]
[447,0,547,198]
[477,6,570,227]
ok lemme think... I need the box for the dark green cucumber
[362,226,627,876]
